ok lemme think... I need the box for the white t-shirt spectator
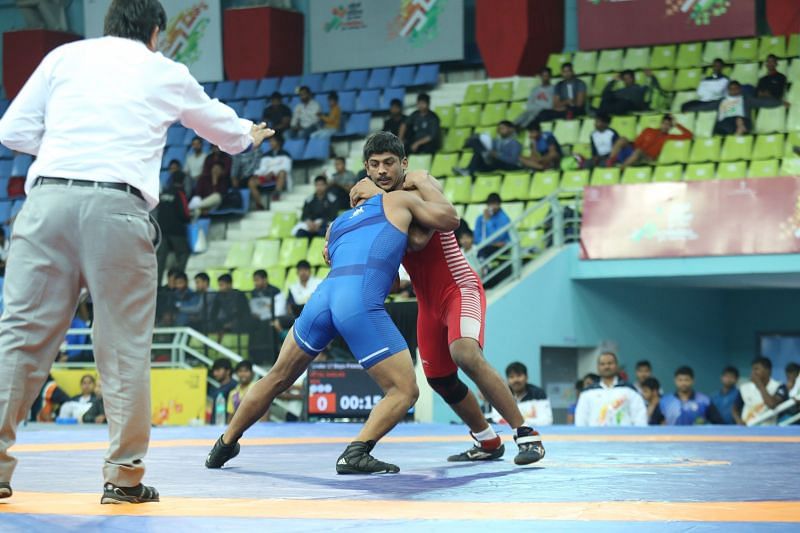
[184,150,207,179]
[292,99,322,130]
[737,379,786,425]
[288,277,322,307]
[696,75,729,102]
[590,128,620,158]
[575,377,647,427]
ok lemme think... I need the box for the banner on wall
[309,0,464,73]
[581,177,800,260]
[578,0,755,50]
[84,0,223,82]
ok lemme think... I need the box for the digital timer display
[307,362,386,418]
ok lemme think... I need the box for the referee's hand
[250,122,274,149]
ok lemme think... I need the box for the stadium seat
[266,266,287,291]
[622,47,650,71]
[444,176,472,204]
[577,118,594,145]
[455,105,481,128]
[621,166,652,184]
[672,112,696,132]
[314,94,330,114]
[500,172,531,201]
[789,34,800,57]
[513,78,539,101]
[161,146,185,168]
[316,266,331,279]
[610,116,636,140]
[694,111,717,138]
[442,128,472,153]
[715,161,746,180]
[592,72,616,96]
[652,164,683,182]
[636,114,662,135]
[488,81,513,103]
[658,139,691,164]
[651,69,675,92]
[224,241,255,268]
[689,136,721,162]
[0,144,12,160]
[381,87,406,111]
[519,202,550,230]
[431,153,459,177]
[731,38,758,63]
[503,201,525,221]
[214,81,236,100]
[390,65,416,88]
[269,212,298,239]
[596,49,623,73]
[752,134,784,160]
[322,71,346,93]
[302,137,331,161]
[407,154,433,171]
[464,83,489,105]
[166,126,186,147]
[671,91,698,113]
[590,167,620,186]
[367,68,392,90]
[546,52,571,73]
[342,113,371,136]
[786,82,800,106]
[230,270,255,293]
[572,51,597,74]
[650,45,676,70]
[201,82,215,96]
[255,78,279,98]
[702,41,731,65]
[780,157,800,176]
[730,62,759,86]
[684,162,715,181]
[560,169,589,191]
[301,73,324,93]
[436,105,456,129]
[755,107,786,134]
[759,36,787,59]
[278,76,300,95]
[553,119,580,146]
[279,238,309,267]
[720,135,753,161]
[243,99,266,121]
[0,160,11,178]
[282,138,306,160]
[747,159,780,178]
[0,201,11,223]
[306,237,327,267]
[336,91,356,113]
[234,79,257,100]
[788,105,800,132]
[344,70,369,91]
[463,204,484,228]
[411,63,439,86]
[470,175,502,203]
[480,103,508,127]
[676,42,702,68]
[571,143,592,159]
[673,68,702,91]
[785,132,800,156]
[206,268,231,291]
[252,240,281,268]
[356,89,381,112]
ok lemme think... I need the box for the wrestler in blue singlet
[292,194,409,368]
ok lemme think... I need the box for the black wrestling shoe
[447,434,505,462]
[101,483,159,504]
[513,426,545,465]
[205,435,240,469]
[336,441,400,474]
[0,482,11,499]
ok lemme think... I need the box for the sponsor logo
[160,2,210,67]
[389,0,446,47]
[324,2,367,32]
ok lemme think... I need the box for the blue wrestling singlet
[292,194,409,368]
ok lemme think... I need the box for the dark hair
[713,57,725,65]
[270,91,282,100]
[527,121,542,132]
[728,80,741,88]
[599,351,618,363]
[299,85,311,94]
[674,365,694,378]
[363,131,406,162]
[235,360,253,373]
[314,175,327,184]
[270,133,284,146]
[575,379,584,391]
[506,362,528,377]
[584,373,600,384]
[328,91,339,102]
[174,271,188,282]
[662,114,674,123]
[621,69,635,78]
[191,136,202,144]
[595,112,611,124]
[81,374,96,384]
[458,227,474,239]
[786,362,800,375]
[417,92,431,104]
[635,360,651,370]
[253,269,267,279]
[167,268,181,278]
[218,273,233,284]
[487,192,502,204]
[561,62,574,70]
[722,365,739,379]
[498,120,515,129]
[195,272,210,283]
[168,158,181,168]
[212,358,232,371]
[296,260,311,270]
[542,67,552,75]
[752,356,772,371]
[642,377,660,391]
[766,54,778,62]
[104,0,167,45]
[334,156,346,164]
[390,98,403,108]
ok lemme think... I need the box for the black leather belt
[34,176,144,201]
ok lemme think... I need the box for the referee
[0,0,272,503]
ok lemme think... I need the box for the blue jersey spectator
[63,315,89,362]
[660,366,723,425]
[474,192,511,259]
[710,366,740,425]
[520,122,562,171]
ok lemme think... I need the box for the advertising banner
[310,0,464,73]
[84,0,223,82]
[580,177,800,260]
[578,0,755,50]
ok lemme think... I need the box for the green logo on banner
[389,0,446,47]
[161,2,210,67]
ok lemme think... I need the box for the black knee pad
[427,372,468,405]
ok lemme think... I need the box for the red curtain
[766,0,800,36]
[3,30,80,99]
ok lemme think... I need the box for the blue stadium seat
[322,71,346,93]
[234,79,258,100]
[211,188,250,216]
[183,129,199,146]
[300,73,324,94]
[344,70,369,91]
[279,75,301,95]
[413,64,439,86]
[0,160,12,178]
[159,170,171,189]
[166,126,186,147]
[288,96,300,110]
[0,99,9,117]
[367,68,392,89]
[338,91,357,113]
[342,113,371,136]
[11,154,33,176]
[0,176,9,200]
[244,98,266,121]
[390,66,416,88]
[0,144,12,159]
[227,100,245,116]
[201,82,216,96]
[0,201,11,222]
[10,199,24,219]
[382,88,406,110]
[255,78,280,98]
[282,138,307,160]
[162,146,186,168]
[356,90,381,112]
[302,137,331,160]
[314,93,330,114]
[214,81,236,100]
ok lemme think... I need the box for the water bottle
[214,393,226,425]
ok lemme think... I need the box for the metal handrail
[747,393,800,427]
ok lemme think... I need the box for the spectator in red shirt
[619,114,693,169]
[192,161,229,216]
[201,144,232,181]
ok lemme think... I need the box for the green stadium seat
[579,75,594,96]
[473,125,495,138]
[520,229,546,252]
[730,62,759,86]
[652,164,683,182]
[788,106,800,132]
[444,176,472,204]
[676,42,702,68]
[715,161,747,180]
[463,204,484,228]
[731,38,758,63]
[488,81,513,103]
[719,135,753,161]
[592,73,616,96]
[650,45,677,70]
[622,47,650,70]
[759,36,787,59]
[407,154,432,171]
[636,114,662,135]
[785,132,800,157]
[621,166,652,184]
[590,167,620,186]
[519,202,550,229]
[597,49,623,73]
[453,203,465,218]
[220,333,248,352]
[500,172,531,201]
[689,136,721,162]
[672,112,696,133]
[780,157,800,176]
[786,82,800,106]
[436,105,456,129]
[752,133,784,160]
[702,40,731,65]
[284,268,299,289]
[307,237,327,267]
[577,118,594,144]
[553,119,580,146]
[480,103,508,127]
[658,139,691,164]
[463,83,489,104]
[529,170,560,199]
[610,115,636,140]
[755,107,786,134]
[316,266,330,279]
[671,91,698,113]
[651,69,675,92]
[278,238,309,267]
[206,268,230,291]
[504,201,525,221]
[455,104,481,128]
[252,239,281,268]
[224,241,255,268]
[684,163,715,181]
[571,143,592,159]
[673,68,702,91]
[506,100,526,121]
[269,212,298,239]
[572,51,598,75]
[442,128,472,153]
[346,156,362,174]
[747,159,780,178]
[546,53,572,74]
[789,34,800,57]
[458,151,473,167]
[266,266,286,290]
[431,153,459,176]
[787,59,800,86]
[560,169,589,191]
[513,78,539,101]
[694,111,717,138]
[231,269,255,292]
[470,175,502,203]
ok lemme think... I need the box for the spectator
[201,144,232,181]
[288,85,321,139]
[756,54,788,103]
[619,114,693,168]
[33,375,71,422]
[713,81,753,136]
[81,379,106,424]
[711,366,740,425]
[505,362,547,402]
[457,228,480,272]
[209,273,250,336]
[311,91,341,138]
[230,148,260,191]
[660,366,723,425]
[328,156,357,211]
[473,193,511,260]
[733,356,788,425]
[567,379,584,425]
[574,351,647,426]
[251,135,292,208]
[514,67,555,129]
[590,113,626,168]
[538,62,587,121]
[207,358,237,403]
[249,269,286,365]
[383,98,406,137]
[191,161,229,215]
[598,69,660,115]
[582,373,600,389]
[180,272,215,332]
[169,272,196,327]
[681,58,730,112]
[519,122,562,171]
[183,136,207,185]
[779,362,799,424]
[400,93,441,154]
[640,377,665,425]
[454,120,522,176]
[58,374,97,420]
[156,171,191,284]
[262,91,292,135]
[58,310,91,362]
[227,360,257,421]
[633,360,653,395]
[287,260,321,317]
[292,175,337,238]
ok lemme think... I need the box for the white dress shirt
[291,100,322,129]
[0,36,254,208]
[183,149,207,179]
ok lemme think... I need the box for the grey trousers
[0,183,157,487]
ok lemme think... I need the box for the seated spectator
[567,379,584,425]
[454,120,522,176]
[538,62,587,121]
[383,98,406,137]
[633,360,653,395]
[81,379,106,424]
[230,148,260,190]
[756,54,788,103]
[714,81,753,136]
[288,85,321,139]
[575,352,647,426]
[262,91,292,135]
[519,122,562,171]
[156,171,191,284]
[506,362,547,402]
[328,156,358,211]
[58,374,97,420]
[209,273,250,336]
[514,67,554,129]
[711,366,740,425]
[590,113,625,168]
[58,310,91,362]
[227,360,257,421]
[33,375,71,422]
[311,91,341,138]
[640,377,665,425]
[191,161,230,216]
[183,136,207,187]
[179,272,215,332]
[287,260,322,317]
[169,272,196,327]
[249,269,286,365]
[660,366,723,425]
[457,228,480,272]
[598,69,660,115]
[619,114,693,168]
[681,58,729,112]
[207,358,237,403]
[779,362,799,424]
[201,144,232,181]
[250,135,292,209]
[400,93,441,155]
[292,175,337,238]
[733,356,788,425]
[473,193,511,260]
